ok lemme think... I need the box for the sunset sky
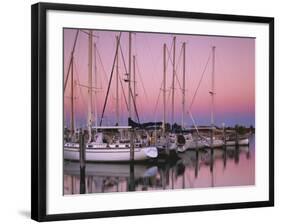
[64,28,255,128]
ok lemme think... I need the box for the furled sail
[128,118,162,129]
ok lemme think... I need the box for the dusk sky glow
[64,28,255,128]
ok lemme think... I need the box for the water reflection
[64,136,255,195]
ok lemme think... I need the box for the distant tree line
[163,122,255,134]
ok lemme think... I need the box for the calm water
[64,135,255,195]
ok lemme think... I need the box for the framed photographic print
[31,2,274,222]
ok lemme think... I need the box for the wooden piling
[165,134,169,157]
[234,145,239,164]
[210,147,214,173]
[223,147,227,168]
[194,133,199,178]
[223,125,226,146]
[160,169,167,190]
[79,133,85,169]
[130,130,134,161]
[195,133,199,151]
[210,128,214,148]
[79,166,86,194]
[195,149,199,178]
[128,162,135,191]
[78,132,86,194]
[235,129,239,147]
[223,125,227,168]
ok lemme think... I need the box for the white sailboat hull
[180,139,224,150]
[226,138,249,146]
[209,139,224,148]
[186,140,207,150]
[64,146,158,162]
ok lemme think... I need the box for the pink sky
[64,29,255,128]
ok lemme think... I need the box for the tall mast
[181,42,186,129]
[88,30,93,141]
[70,57,74,135]
[73,80,77,130]
[172,36,176,126]
[133,55,136,120]
[163,43,167,133]
[116,36,119,125]
[64,30,79,93]
[128,32,132,119]
[211,46,216,128]
[93,42,98,129]
[128,32,134,162]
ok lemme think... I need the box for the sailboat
[157,39,206,153]
[204,46,224,148]
[177,133,202,151]
[64,127,158,162]
[178,46,226,151]
[155,40,179,156]
[64,31,158,162]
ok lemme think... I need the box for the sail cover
[128,118,162,129]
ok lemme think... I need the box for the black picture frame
[31,2,274,222]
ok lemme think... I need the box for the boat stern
[143,146,158,158]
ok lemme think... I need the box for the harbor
[63,28,255,194]
[64,134,255,194]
